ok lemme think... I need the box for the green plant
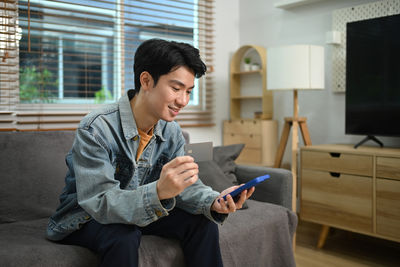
[244,57,251,64]
[19,66,57,103]
[95,87,113,103]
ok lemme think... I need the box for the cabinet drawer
[236,148,261,164]
[301,169,372,232]
[377,157,400,181]
[377,178,400,239]
[224,119,261,134]
[301,150,373,176]
[223,133,261,149]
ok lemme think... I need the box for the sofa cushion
[0,219,99,267]
[198,160,233,192]
[198,144,245,190]
[219,200,297,267]
[0,200,297,267]
[0,131,75,223]
[212,144,245,185]
[0,218,184,267]
[198,144,248,208]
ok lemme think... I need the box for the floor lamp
[267,45,325,214]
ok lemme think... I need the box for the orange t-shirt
[136,127,153,161]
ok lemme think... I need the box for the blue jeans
[60,208,223,267]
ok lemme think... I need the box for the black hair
[133,39,207,91]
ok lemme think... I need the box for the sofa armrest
[235,165,293,210]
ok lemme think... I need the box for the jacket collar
[119,90,166,142]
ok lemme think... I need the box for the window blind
[0,0,215,131]
[0,0,18,130]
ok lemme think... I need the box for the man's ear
[139,71,153,91]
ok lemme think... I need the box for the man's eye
[186,90,192,95]
[172,87,179,91]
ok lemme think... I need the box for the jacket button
[155,209,162,217]
[133,136,139,141]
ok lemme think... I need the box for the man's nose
[176,91,188,106]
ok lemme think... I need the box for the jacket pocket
[113,154,134,188]
[143,153,170,185]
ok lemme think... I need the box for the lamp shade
[267,45,325,90]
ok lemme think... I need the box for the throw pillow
[197,143,248,209]
[212,144,245,185]
[197,160,235,193]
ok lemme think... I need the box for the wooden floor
[295,220,400,267]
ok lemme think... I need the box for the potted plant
[243,57,251,71]
[251,62,261,71]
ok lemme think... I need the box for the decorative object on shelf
[251,63,261,71]
[267,44,325,212]
[243,57,252,71]
[254,111,262,119]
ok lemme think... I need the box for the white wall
[238,0,400,165]
[185,0,240,145]
[186,0,400,166]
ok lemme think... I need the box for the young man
[46,39,254,267]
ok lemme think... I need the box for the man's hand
[211,185,255,214]
[156,156,198,200]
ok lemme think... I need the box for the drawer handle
[329,152,341,158]
[329,172,341,178]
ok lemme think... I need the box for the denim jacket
[46,90,223,241]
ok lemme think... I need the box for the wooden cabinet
[224,45,276,166]
[376,156,400,239]
[223,119,277,166]
[300,144,400,245]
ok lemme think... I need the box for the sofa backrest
[0,131,75,223]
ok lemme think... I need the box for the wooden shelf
[274,0,328,9]
[231,96,262,100]
[232,70,263,75]
[229,45,273,120]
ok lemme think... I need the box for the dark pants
[61,208,223,267]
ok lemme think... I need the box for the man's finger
[165,156,194,168]
[175,162,198,176]
[226,195,237,212]
[183,173,198,185]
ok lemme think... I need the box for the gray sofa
[0,130,297,267]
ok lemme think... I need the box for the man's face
[143,66,195,122]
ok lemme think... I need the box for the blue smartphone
[219,174,270,202]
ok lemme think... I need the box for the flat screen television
[345,14,400,148]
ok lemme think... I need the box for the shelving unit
[229,45,272,120]
[274,0,328,9]
[224,45,277,166]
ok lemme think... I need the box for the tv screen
[345,14,400,138]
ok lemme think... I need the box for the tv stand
[300,144,400,248]
[354,135,383,149]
